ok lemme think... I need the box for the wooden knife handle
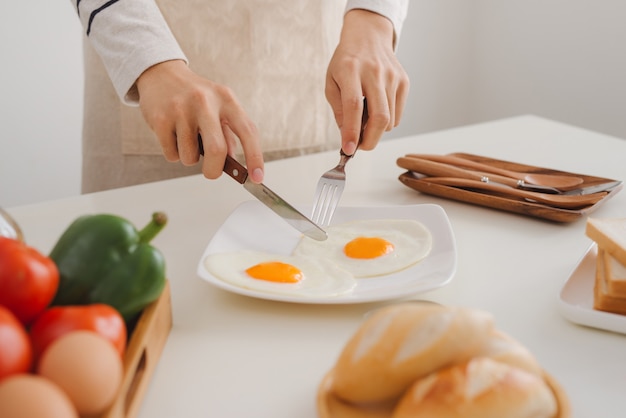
[223,155,248,184]
[407,153,526,181]
[198,134,248,184]
[397,156,520,188]
[397,156,473,178]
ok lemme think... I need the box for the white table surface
[7,115,626,417]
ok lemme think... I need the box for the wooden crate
[100,281,173,418]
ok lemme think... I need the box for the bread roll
[331,303,494,403]
[318,371,398,418]
[392,357,558,418]
[477,330,543,377]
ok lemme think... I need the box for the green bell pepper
[50,212,167,323]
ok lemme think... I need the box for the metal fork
[311,100,368,226]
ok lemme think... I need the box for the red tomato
[0,236,59,325]
[0,306,33,379]
[29,304,127,361]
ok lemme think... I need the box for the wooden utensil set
[396,153,623,222]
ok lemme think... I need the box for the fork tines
[311,99,368,227]
[311,174,345,227]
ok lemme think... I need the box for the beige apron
[82,0,345,193]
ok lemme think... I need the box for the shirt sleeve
[72,0,187,105]
[345,0,409,46]
[73,0,409,106]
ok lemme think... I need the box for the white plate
[557,243,626,334]
[197,201,457,304]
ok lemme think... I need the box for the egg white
[293,219,433,278]
[203,251,356,297]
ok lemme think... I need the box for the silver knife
[222,156,327,240]
[198,136,325,240]
[561,180,622,195]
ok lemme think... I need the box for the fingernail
[251,168,264,183]
[343,141,357,156]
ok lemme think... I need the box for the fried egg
[203,251,356,297]
[293,219,432,278]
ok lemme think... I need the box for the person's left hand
[326,9,410,155]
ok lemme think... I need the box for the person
[72,0,410,192]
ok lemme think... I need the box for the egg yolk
[245,261,303,283]
[344,236,394,259]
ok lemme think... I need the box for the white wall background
[1,1,84,207]
[2,1,625,207]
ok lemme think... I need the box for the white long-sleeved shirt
[72,0,409,105]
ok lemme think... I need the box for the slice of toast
[586,218,626,265]
[594,247,626,315]
[600,248,626,298]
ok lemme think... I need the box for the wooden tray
[99,281,173,418]
[398,153,622,223]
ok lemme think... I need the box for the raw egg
[293,219,432,277]
[0,374,78,418]
[204,251,356,297]
[37,330,123,416]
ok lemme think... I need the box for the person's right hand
[135,60,265,183]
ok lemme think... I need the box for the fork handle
[341,98,369,158]
[340,148,355,159]
[337,150,353,168]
